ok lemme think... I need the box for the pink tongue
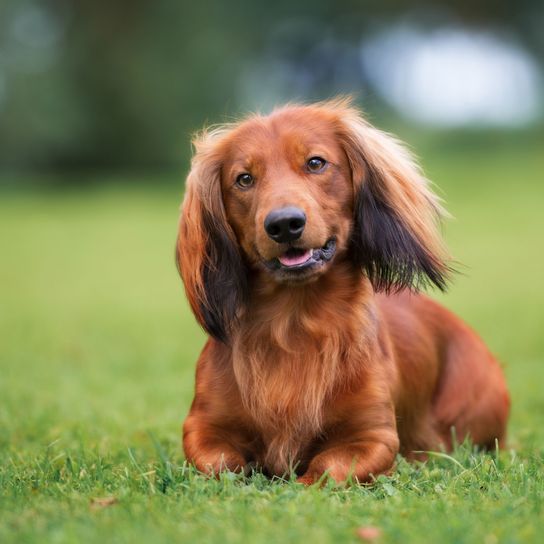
[278,249,312,267]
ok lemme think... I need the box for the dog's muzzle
[264,237,337,275]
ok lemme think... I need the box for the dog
[176,98,510,484]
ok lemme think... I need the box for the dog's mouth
[263,238,337,279]
[277,247,313,267]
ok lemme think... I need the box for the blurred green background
[1,1,543,542]
[1,0,543,176]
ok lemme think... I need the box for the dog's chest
[231,332,348,474]
[230,285,372,474]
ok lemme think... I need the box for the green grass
[1,138,544,543]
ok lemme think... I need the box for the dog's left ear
[337,107,451,292]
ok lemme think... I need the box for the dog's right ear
[176,130,248,343]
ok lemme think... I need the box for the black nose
[264,206,306,243]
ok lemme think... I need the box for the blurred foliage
[0,0,543,174]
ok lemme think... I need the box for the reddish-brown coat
[177,100,510,484]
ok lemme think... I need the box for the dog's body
[177,100,509,484]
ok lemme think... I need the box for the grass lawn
[1,136,543,543]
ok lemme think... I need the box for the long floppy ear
[337,104,450,292]
[176,130,247,343]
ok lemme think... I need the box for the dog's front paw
[296,474,317,486]
[193,452,247,477]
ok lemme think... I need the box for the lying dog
[176,99,510,484]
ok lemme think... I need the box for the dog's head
[177,99,450,341]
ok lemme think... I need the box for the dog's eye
[307,157,327,173]
[236,173,254,188]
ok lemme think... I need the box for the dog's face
[220,109,354,283]
[177,99,450,341]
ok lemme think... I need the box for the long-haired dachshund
[176,99,510,484]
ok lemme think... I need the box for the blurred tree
[0,0,542,175]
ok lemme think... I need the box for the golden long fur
[176,99,510,484]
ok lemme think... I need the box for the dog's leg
[298,427,400,485]
[182,341,252,476]
[183,415,248,476]
[431,326,510,450]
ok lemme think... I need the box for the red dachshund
[176,99,510,484]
